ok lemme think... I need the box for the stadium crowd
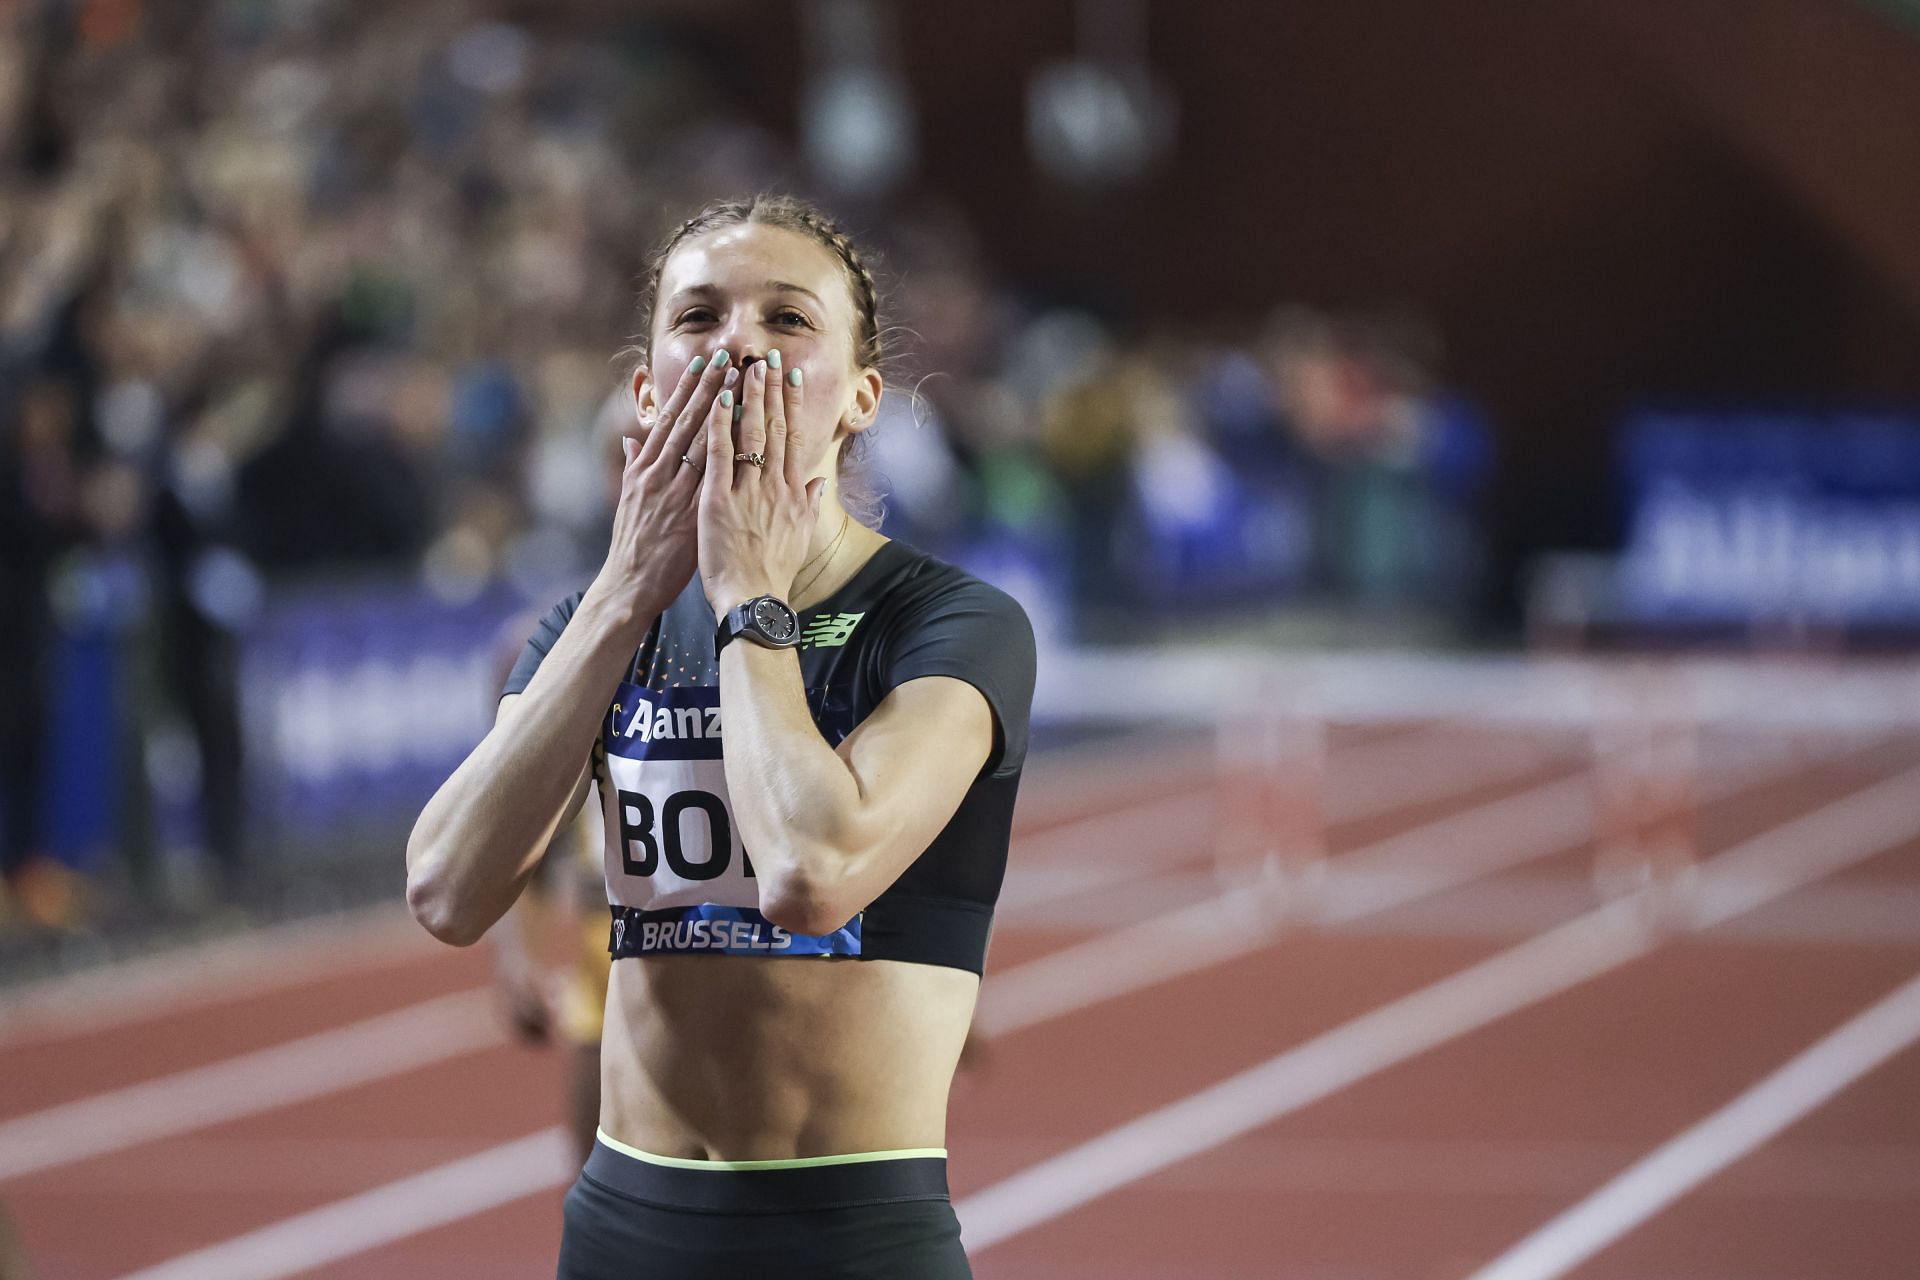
[0,0,1490,929]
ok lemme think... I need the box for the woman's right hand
[588,351,736,625]
[493,952,555,1045]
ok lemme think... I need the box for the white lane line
[1016,718,1564,894]
[1465,968,1920,1280]
[1324,730,1840,925]
[955,761,1920,1254]
[1318,775,1594,921]
[1001,729,1853,935]
[963,899,1658,1251]
[0,989,500,1183]
[1008,718,1525,894]
[982,765,1604,1036]
[999,865,1920,951]
[1326,725,1570,823]
[1045,1132,1920,1201]
[0,904,433,1047]
[983,887,1284,1037]
[112,1127,572,1280]
[1014,729,1211,828]
[999,792,1214,909]
[1001,722,1854,934]
[1689,764,1920,928]
[1001,729,1543,916]
[1297,872,1920,951]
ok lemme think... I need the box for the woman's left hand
[698,351,824,615]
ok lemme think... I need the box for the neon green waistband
[595,1127,946,1171]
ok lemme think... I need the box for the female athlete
[406,194,1035,1278]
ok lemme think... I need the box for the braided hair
[624,194,888,525]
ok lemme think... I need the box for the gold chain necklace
[792,513,851,603]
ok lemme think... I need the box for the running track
[5,704,1920,1279]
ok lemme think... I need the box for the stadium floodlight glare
[1027,0,1176,186]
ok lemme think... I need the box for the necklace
[792,513,852,604]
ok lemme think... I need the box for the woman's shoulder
[539,589,591,629]
[857,542,1036,775]
[867,540,1030,621]
[862,541,1035,678]
[498,589,593,699]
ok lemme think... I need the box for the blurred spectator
[0,378,71,925]
[1264,306,1491,610]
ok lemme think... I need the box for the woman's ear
[628,366,657,434]
[840,367,885,437]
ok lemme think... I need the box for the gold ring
[681,454,702,471]
[734,451,767,469]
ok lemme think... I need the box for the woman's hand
[698,351,824,614]
[588,352,734,625]
[492,951,556,1045]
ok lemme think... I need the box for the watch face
[751,597,799,642]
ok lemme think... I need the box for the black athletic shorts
[557,1135,972,1279]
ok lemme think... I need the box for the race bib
[597,681,860,955]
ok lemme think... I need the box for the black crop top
[503,540,1036,976]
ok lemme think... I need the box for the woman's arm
[406,354,730,944]
[404,598,639,945]
[718,648,994,934]
[692,353,1014,933]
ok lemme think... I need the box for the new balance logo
[801,611,866,648]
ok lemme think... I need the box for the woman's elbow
[404,849,488,947]
[757,817,899,935]
[757,865,861,938]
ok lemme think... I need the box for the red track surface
[5,719,1919,1279]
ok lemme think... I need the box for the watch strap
[713,595,800,657]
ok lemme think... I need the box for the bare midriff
[599,952,979,1161]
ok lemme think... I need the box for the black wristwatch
[714,594,801,657]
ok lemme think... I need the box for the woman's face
[637,222,880,480]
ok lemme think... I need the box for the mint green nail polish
[712,349,731,368]
[719,389,733,408]
[787,368,803,387]
[766,348,782,370]
[688,355,706,374]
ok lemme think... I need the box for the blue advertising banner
[239,580,533,851]
[1619,409,1920,627]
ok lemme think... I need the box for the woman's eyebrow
[665,284,721,306]
[766,281,826,307]
[666,282,826,308]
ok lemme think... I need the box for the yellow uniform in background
[555,794,610,1048]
